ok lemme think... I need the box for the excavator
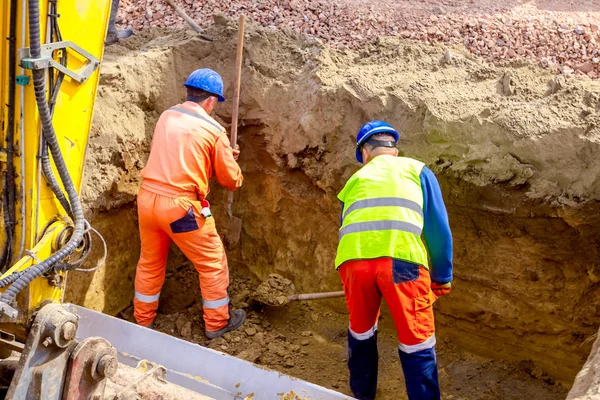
[0,1,349,398]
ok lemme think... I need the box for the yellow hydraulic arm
[0,0,111,338]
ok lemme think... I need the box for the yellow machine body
[0,0,111,332]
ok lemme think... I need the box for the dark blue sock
[348,330,378,400]
[398,347,440,400]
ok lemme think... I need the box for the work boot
[205,309,246,339]
[106,28,134,46]
[118,27,133,40]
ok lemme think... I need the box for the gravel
[116,0,600,77]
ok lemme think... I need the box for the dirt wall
[66,24,600,384]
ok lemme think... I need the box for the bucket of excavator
[67,304,353,400]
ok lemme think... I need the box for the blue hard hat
[355,120,399,163]
[183,68,225,102]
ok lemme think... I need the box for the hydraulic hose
[1,0,19,272]
[41,145,73,218]
[0,271,22,289]
[42,1,72,219]
[0,0,86,304]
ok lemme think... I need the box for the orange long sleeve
[213,134,243,191]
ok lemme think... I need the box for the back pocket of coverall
[170,206,199,234]
[392,259,420,284]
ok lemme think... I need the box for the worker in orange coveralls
[336,120,453,399]
[133,68,245,339]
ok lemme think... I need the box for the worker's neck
[185,100,213,115]
[365,152,396,164]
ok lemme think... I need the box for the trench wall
[66,26,600,383]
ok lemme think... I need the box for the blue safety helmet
[355,120,400,163]
[183,68,225,102]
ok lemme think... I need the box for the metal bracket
[63,337,117,400]
[5,303,78,399]
[19,41,100,83]
[15,75,29,85]
[0,302,18,320]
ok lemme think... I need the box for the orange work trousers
[339,258,437,351]
[134,188,230,332]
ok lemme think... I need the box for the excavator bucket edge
[66,304,353,400]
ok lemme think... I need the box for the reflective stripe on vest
[335,155,429,268]
[169,106,225,134]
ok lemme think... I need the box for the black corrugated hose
[0,0,86,303]
[41,0,73,218]
[0,0,18,273]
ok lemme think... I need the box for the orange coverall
[134,101,243,332]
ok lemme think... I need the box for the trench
[64,25,600,399]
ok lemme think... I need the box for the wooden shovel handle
[289,291,345,301]
[230,14,245,148]
[227,15,246,211]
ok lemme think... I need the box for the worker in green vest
[336,120,453,400]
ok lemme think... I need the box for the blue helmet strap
[364,138,396,149]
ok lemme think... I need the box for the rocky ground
[120,264,567,399]
[116,0,600,77]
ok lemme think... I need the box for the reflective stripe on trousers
[399,334,436,354]
[135,291,160,303]
[349,323,378,341]
[203,296,230,309]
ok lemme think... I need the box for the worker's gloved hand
[232,144,240,161]
[431,282,452,297]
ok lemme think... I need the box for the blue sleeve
[420,167,453,283]
[340,201,344,226]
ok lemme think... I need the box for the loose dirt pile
[116,0,600,76]
[69,18,600,396]
[106,363,212,399]
[279,391,309,400]
[252,273,295,306]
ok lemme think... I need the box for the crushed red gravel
[116,0,600,77]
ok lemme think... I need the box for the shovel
[250,274,345,306]
[222,15,245,249]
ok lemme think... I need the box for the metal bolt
[96,355,118,379]
[42,337,53,347]
[61,321,76,341]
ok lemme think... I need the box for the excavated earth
[65,21,600,399]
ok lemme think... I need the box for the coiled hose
[0,0,86,304]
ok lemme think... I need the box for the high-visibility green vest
[335,155,429,268]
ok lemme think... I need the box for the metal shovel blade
[222,191,242,249]
[251,274,296,306]
[222,214,242,249]
[251,274,345,307]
